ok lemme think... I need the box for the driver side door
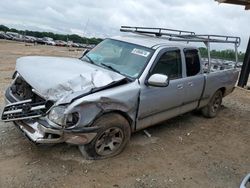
[136,48,185,130]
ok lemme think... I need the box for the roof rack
[120,26,241,46]
[120,26,195,37]
[120,26,241,72]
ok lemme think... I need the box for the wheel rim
[211,94,221,113]
[95,127,124,156]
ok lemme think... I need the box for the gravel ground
[0,39,249,188]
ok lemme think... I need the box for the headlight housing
[48,106,79,128]
[48,106,66,126]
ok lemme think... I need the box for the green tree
[199,47,245,62]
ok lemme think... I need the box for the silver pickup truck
[1,26,240,159]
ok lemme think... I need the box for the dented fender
[64,81,141,131]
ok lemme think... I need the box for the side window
[151,50,182,80]
[184,49,201,77]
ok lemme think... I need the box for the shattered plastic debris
[143,130,152,138]
[178,136,183,142]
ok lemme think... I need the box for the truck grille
[1,76,53,122]
[1,99,49,121]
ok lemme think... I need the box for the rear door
[181,48,205,113]
[137,48,185,130]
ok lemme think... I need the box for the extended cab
[1,27,240,159]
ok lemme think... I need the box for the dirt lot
[0,39,249,188]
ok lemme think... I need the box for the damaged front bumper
[2,88,98,145]
[13,119,97,145]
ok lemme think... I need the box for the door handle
[188,82,194,86]
[177,84,183,89]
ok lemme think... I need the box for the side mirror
[80,49,90,58]
[147,74,169,87]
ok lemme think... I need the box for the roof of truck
[111,34,197,49]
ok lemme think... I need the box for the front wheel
[201,90,223,118]
[79,113,131,160]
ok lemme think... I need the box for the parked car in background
[43,37,55,45]
[72,43,80,48]
[0,32,14,40]
[6,32,22,41]
[0,31,5,39]
[67,41,80,48]
[77,43,86,48]
[12,35,25,42]
[76,43,87,48]
[36,37,46,45]
[55,40,67,46]
[36,37,56,45]
[24,36,37,43]
[236,62,243,68]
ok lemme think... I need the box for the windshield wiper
[84,55,95,64]
[101,63,121,74]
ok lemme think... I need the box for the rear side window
[184,49,201,77]
[151,50,182,80]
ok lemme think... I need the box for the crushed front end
[1,74,97,145]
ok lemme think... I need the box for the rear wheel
[79,113,131,160]
[201,90,223,118]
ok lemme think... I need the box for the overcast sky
[0,0,249,51]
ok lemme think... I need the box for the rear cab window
[184,49,201,77]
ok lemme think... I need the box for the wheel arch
[101,110,134,132]
[218,87,226,97]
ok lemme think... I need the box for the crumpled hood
[16,56,125,102]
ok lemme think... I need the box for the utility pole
[238,37,250,88]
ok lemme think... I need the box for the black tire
[201,90,223,118]
[78,113,131,160]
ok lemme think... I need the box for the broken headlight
[48,106,79,127]
[65,112,80,127]
[48,106,66,126]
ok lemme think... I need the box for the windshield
[81,39,154,78]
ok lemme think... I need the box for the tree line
[199,47,245,62]
[0,25,102,45]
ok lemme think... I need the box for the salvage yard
[0,39,249,188]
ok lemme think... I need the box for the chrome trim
[5,99,32,107]
[15,120,63,144]
[14,120,97,145]
[3,115,44,122]
[2,99,46,122]
[32,88,45,99]
[31,105,46,110]
[3,109,22,115]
